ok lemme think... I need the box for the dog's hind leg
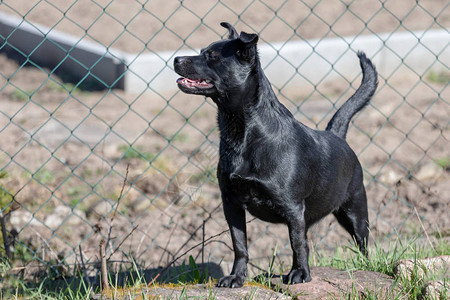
[333,185,369,257]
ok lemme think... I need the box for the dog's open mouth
[177,77,214,90]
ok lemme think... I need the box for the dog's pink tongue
[178,77,213,89]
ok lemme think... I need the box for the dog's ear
[236,31,259,61]
[239,32,258,48]
[220,22,239,39]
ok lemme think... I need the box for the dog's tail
[325,52,378,139]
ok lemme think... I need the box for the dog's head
[174,22,259,100]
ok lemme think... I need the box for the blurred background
[0,0,448,282]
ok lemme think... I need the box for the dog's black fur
[174,22,377,288]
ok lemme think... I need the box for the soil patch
[0,49,449,278]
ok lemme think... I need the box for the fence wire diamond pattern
[0,0,448,280]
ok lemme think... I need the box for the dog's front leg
[217,198,248,288]
[284,203,312,284]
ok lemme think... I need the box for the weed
[189,167,217,184]
[253,244,279,288]
[151,156,176,175]
[10,89,31,102]
[434,156,450,170]
[70,198,88,213]
[67,185,85,198]
[171,255,209,284]
[0,187,13,213]
[34,168,55,185]
[118,144,154,161]
[1,235,447,299]
[170,132,189,143]
[46,80,81,94]
[310,236,450,299]
[81,169,93,179]
[0,170,8,179]
[0,171,14,258]
[11,242,34,264]
[427,70,450,84]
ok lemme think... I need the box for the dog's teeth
[179,77,213,89]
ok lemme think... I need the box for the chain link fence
[0,0,449,282]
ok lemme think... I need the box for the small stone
[44,214,63,229]
[378,170,402,184]
[131,195,150,212]
[89,200,114,216]
[9,210,41,230]
[103,144,121,159]
[68,209,87,226]
[421,280,448,300]
[394,259,426,281]
[54,205,71,216]
[44,205,86,229]
[394,256,450,281]
[415,163,443,182]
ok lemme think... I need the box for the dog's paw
[283,268,312,284]
[217,274,245,288]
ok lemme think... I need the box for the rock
[89,200,114,216]
[54,205,72,216]
[378,169,403,185]
[421,280,448,300]
[44,205,87,229]
[9,210,41,230]
[394,255,450,281]
[92,283,290,300]
[103,144,122,159]
[270,266,397,299]
[415,163,443,182]
[68,209,87,225]
[44,214,63,229]
[131,195,151,212]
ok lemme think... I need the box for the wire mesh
[0,0,448,280]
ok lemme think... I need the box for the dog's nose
[174,56,191,66]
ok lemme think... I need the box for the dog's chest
[218,140,286,223]
[223,169,285,223]
[245,190,276,215]
[239,185,285,223]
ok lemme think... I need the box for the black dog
[174,22,377,288]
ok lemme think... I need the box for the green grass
[10,89,31,102]
[189,167,217,184]
[33,168,55,185]
[170,132,189,143]
[251,236,449,299]
[427,70,450,84]
[0,188,13,258]
[69,198,89,213]
[325,236,448,274]
[434,156,450,170]
[47,81,75,93]
[118,144,154,161]
[310,236,449,299]
[0,237,448,299]
[0,171,14,259]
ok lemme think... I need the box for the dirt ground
[0,49,448,278]
[0,0,449,280]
